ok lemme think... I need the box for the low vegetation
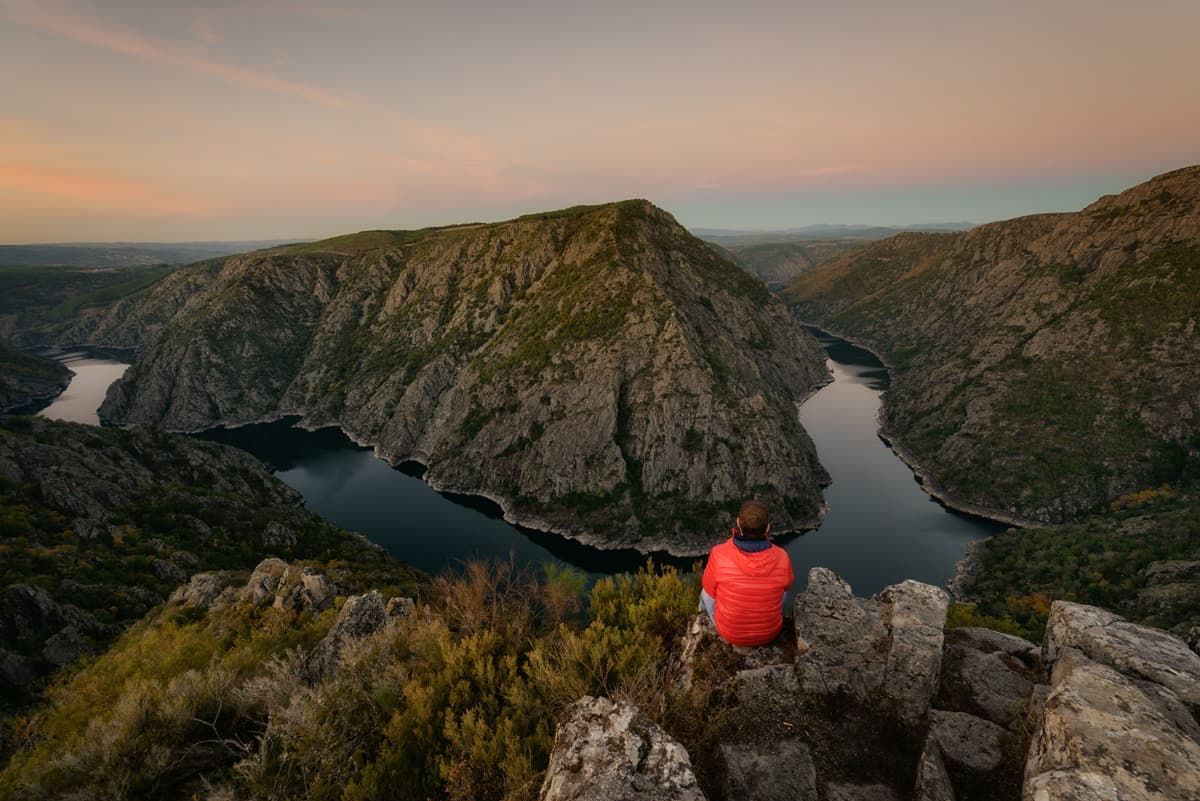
[0,560,700,801]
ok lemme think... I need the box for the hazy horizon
[3,0,1198,243]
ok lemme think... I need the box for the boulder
[877,580,949,730]
[1024,647,1200,801]
[151,558,189,586]
[386,596,415,618]
[261,521,297,548]
[824,783,899,801]
[944,626,1038,662]
[304,591,389,681]
[937,644,1034,727]
[242,558,289,606]
[1042,600,1200,710]
[913,739,956,801]
[794,568,887,701]
[538,696,706,801]
[42,625,89,667]
[795,569,948,729]
[928,710,1007,774]
[169,572,229,609]
[0,648,36,687]
[721,740,817,801]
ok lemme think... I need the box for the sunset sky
[2,0,1198,243]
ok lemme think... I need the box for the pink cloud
[4,1,351,109]
[0,162,218,215]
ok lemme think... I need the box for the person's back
[700,500,793,646]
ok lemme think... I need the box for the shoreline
[797,321,1040,531]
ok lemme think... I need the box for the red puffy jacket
[702,536,793,646]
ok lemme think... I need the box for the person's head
[734,499,771,539]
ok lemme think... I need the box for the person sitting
[700,499,793,646]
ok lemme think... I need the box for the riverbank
[798,322,1037,531]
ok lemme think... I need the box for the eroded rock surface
[538,695,705,801]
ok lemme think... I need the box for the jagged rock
[824,783,899,801]
[170,572,229,608]
[914,739,956,801]
[1042,600,1200,710]
[42,625,89,667]
[538,696,705,801]
[878,580,949,730]
[722,740,817,801]
[304,591,389,681]
[937,644,1035,727]
[795,569,947,729]
[261,521,297,548]
[944,626,1038,662]
[0,648,36,687]
[151,558,189,586]
[242,558,289,606]
[794,568,887,700]
[734,663,801,729]
[1024,647,1200,801]
[929,710,1007,773]
[386,596,415,618]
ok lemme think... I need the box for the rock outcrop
[559,569,1199,801]
[538,695,705,801]
[1025,601,1200,801]
[786,165,1200,525]
[87,200,830,554]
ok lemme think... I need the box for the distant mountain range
[0,240,309,268]
[693,222,977,247]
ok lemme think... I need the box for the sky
[2,0,1198,243]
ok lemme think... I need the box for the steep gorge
[785,166,1200,524]
[89,201,830,554]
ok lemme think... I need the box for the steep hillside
[785,166,1200,524]
[0,416,421,710]
[0,348,69,412]
[89,201,830,553]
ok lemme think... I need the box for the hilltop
[77,200,830,554]
[785,166,1200,525]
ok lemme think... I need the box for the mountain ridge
[785,165,1200,524]
[83,199,831,554]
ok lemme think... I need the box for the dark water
[31,336,1002,593]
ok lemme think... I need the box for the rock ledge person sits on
[700,500,794,646]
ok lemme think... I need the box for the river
[29,335,1002,595]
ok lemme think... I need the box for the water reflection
[34,349,131,425]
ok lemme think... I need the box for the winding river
[31,333,1002,595]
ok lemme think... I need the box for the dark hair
[736,500,770,538]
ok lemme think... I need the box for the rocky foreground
[542,568,1200,801]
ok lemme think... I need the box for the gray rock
[877,580,949,730]
[386,596,415,618]
[721,740,817,801]
[169,572,228,609]
[1188,625,1199,655]
[735,663,801,725]
[937,644,1034,727]
[1042,600,1200,710]
[795,569,949,729]
[0,648,36,687]
[1024,647,1200,801]
[304,591,389,680]
[914,739,956,801]
[929,710,1007,773]
[794,568,887,700]
[823,783,899,801]
[944,626,1037,660]
[538,695,706,801]
[242,557,289,606]
[42,625,89,667]
[151,558,189,586]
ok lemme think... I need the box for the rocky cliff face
[785,166,1200,524]
[542,569,1200,801]
[92,200,830,554]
